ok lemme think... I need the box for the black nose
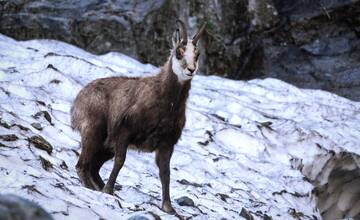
[187,67,195,73]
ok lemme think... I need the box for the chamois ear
[172,29,180,48]
[176,19,188,46]
[192,22,207,46]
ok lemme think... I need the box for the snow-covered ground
[0,34,359,220]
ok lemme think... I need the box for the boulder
[175,196,195,207]
[0,194,53,220]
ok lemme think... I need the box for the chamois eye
[176,47,184,59]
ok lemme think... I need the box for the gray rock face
[0,0,359,100]
[265,0,360,101]
[0,194,53,220]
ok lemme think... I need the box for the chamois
[70,20,206,213]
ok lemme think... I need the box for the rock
[39,156,53,171]
[301,37,352,56]
[0,134,18,141]
[175,196,195,207]
[240,208,254,220]
[28,135,53,154]
[0,119,11,129]
[273,0,356,22]
[288,208,305,219]
[262,1,360,101]
[216,193,230,202]
[0,0,360,100]
[60,161,68,170]
[248,0,279,31]
[127,215,150,220]
[177,179,204,187]
[0,194,53,220]
[263,214,273,220]
[33,111,52,125]
[31,122,42,130]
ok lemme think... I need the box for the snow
[0,33,359,220]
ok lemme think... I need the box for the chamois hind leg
[76,123,106,190]
[90,149,114,190]
[102,133,129,195]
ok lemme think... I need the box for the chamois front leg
[102,135,128,195]
[155,146,175,214]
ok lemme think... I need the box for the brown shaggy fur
[71,58,191,213]
[71,20,205,214]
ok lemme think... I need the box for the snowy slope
[0,34,359,220]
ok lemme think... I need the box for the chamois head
[171,20,206,82]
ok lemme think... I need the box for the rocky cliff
[0,0,359,101]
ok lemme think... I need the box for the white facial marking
[172,56,190,82]
[172,39,199,83]
[184,42,196,70]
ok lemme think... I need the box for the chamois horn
[176,19,188,45]
[192,22,206,45]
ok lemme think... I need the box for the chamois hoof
[102,186,114,195]
[162,203,176,214]
[76,168,96,190]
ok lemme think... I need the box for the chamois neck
[157,57,192,104]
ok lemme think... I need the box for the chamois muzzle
[187,67,195,74]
